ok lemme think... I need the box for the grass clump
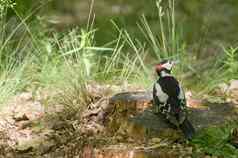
[222,46,238,78]
[191,123,238,158]
[192,46,238,94]
[138,0,181,60]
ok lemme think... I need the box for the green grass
[188,46,238,94]
[0,0,238,157]
[0,0,237,104]
[191,122,238,158]
[0,6,149,106]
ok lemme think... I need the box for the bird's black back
[153,76,184,113]
[158,76,180,98]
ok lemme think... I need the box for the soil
[0,86,237,158]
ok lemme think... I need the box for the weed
[192,122,238,158]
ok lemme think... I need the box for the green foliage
[118,0,191,86]
[1,0,42,18]
[0,0,34,105]
[138,0,183,60]
[192,123,238,158]
[55,65,90,117]
[223,46,238,75]
[0,0,15,15]
[13,0,33,16]
[59,29,108,78]
[197,46,238,93]
[0,63,27,105]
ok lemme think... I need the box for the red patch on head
[155,64,163,72]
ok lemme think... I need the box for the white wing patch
[155,83,168,103]
[178,84,185,100]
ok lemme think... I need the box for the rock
[217,83,229,94]
[187,98,205,108]
[16,120,32,130]
[13,101,44,121]
[38,140,55,154]
[1,92,44,123]
[216,80,238,103]
[15,135,37,153]
[18,92,33,102]
[15,133,55,154]
[228,80,238,91]
[227,80,238,103]
[186,91,207,108]
[13,114,29,122]
[15,143,33,153]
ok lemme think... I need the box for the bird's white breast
[155,83,168,103]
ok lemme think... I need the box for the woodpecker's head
[155,60,175,76]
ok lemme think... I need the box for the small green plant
[197,46,238,93]
[0,0,15,16]
[192,123,238,158]
[223,46,238,76]
[0,57,32,107]
[55,66,90,118]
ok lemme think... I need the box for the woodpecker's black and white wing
[178,84,187,110]
[153,81,169,114]
[153,76,182,114]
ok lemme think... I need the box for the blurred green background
[5,0,238,57]
[45,0,238,51]
[8,0,238,51]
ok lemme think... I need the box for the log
[106,91,238,140]
[82,90,238,141]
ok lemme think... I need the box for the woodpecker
[153,60,195,140]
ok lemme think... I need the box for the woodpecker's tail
[179,118,195,140]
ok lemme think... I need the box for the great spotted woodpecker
[153,60,195,140]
